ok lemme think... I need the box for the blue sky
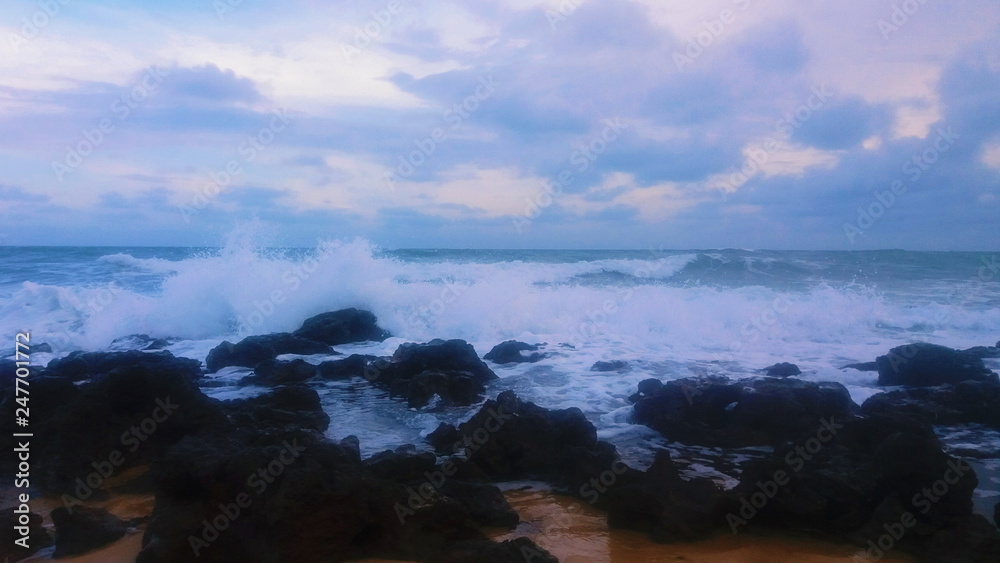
[1,0,998,249]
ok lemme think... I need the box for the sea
[2,239,999,507]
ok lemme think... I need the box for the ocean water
[2,238,999,475]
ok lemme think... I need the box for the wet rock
[51,506,127,557]
[224,385,330,434]
[484,341,545,364]
[316,354,370,380]
[591,360,628,372]
[1,361,228,495]
[380,339,497,385]
[632,376,858,448]
[205,333,332,373]
[109,334,173,351]
[292,308,390,345]
[861,380,1000,429]
[45,350,202,382]
[440,481,519,529]
[239,358,317,386]
[395,369,487,408]
[763,362,801,377]
[603,450,727,542]
[427,423,463,456]
[0,508,52,561]
[448,391,620,493]
[963,345,1000,359]
[876,342,998,387]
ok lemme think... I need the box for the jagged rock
[370,340,498,408]
[292,308,390,345]
[763,362,801,377]
[861,380,1000,429]
[205,333,331,373]
[51,506,127,557]
[484,341,545,364]
[224,385,330,434]
[45,350,202,382]
[632,376,858,448]
[876,342,998,387]
[394,369,487,408]
[591,360,628,372]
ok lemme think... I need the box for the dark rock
[964,345,1000,359]
[0,361,228,495]
[427,423,463,455]
[591,360,628,372]
[109,334,172,351]
[440,481,519,528]
[379,339,497,386]
[441,538,558,563]
[51,506,127,557]
[292,308,390,345]
[763,362,801,377]
[138,433,489,563]
[841,362,879,372]
[729,416,978,540]
[45,350,202,382]
[603,450,726,542]
[364,446,437,482]
[876,342,998,387]
[632,376,858,448]
[448,391,620,493]
[923,514,1000,563]
[0,508,52,561]
[636,378,663,397]
[398,369,488,408]
[34,342,54,353]
[484,341,545,364]
[205,333,331,373]
[239,358,317,386]
[224,385,330,433]
[316,354,370,379]
[861,380,1000,429]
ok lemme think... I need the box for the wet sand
[12,481,916,562]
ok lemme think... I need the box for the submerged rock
[591,360,628,372]
[205,333,331,373]
[876,342,998,387]
[239,358,318,386]
[292,308,390,345]
[484,340,546,364]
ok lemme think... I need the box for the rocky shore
[2,310,999,562]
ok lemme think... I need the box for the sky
[0,0,998,250]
